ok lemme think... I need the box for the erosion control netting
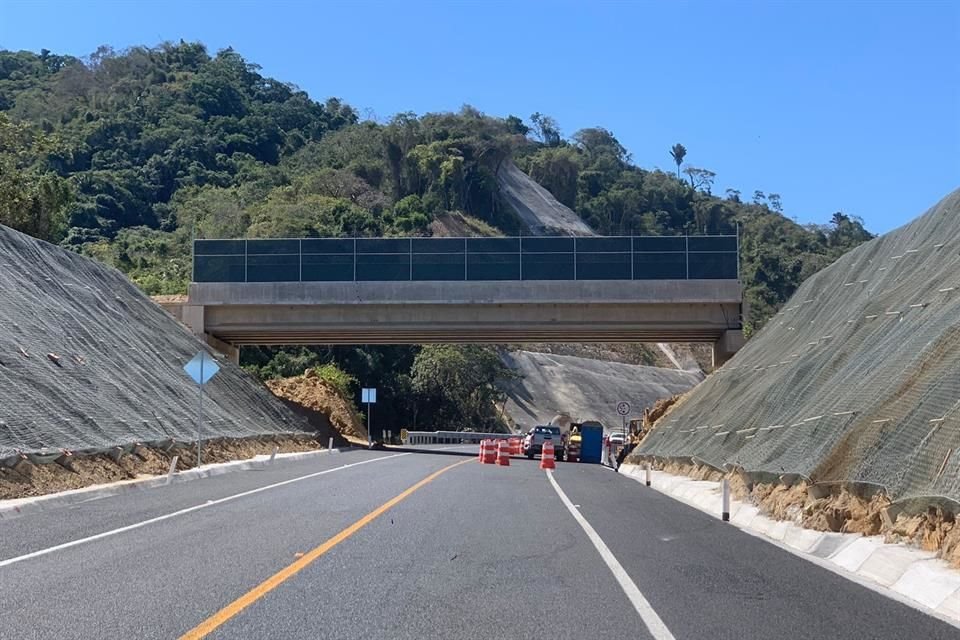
[632,190,960,507]
[0,225,310,463]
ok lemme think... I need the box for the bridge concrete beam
[183,279,744,351]
[188,279,742,307]
[200,301,741,345]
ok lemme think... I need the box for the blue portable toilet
[578,422,603,463]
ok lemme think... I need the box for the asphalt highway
[0,446,956,640]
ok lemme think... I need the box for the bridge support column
[712,329,745,369]
[181,304,205,337]
[180,305,239,364]
[205,333,240,365]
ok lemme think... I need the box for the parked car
[523,425,566,461]
[608,431,627,445]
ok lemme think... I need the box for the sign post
[362,388,377,445]
[615,401,631,467]
[183,351,220,467]
[617,401,630,436]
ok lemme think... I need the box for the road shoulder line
[0,452,411,569]
[546,470,676,640]
[0,447,358,521]
[618,463,960,629]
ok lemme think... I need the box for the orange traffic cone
[482,439,497,464]
[478,439,486,462]
[496,440,511,466]
[511,438,521,456]
[540,439,556,470]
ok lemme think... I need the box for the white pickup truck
[523,425,566,461]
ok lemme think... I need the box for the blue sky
[2,0,958,234]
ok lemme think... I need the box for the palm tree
[670,143,687,179]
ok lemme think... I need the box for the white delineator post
[166,455,179,485]
[328,436,334,450]
[645,463,651,487]
[721,478,731,522]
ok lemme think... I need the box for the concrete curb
[619,463,960,628]
[0,447,351,522]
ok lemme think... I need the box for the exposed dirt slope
[0,434,326,500]
[639,459,960,569]
[266,372,368,443]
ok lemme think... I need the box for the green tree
[573,127,629,163]
[530,112,561,147]
[411,345,516,431]
[669,143,687,179]
[683,166,716,193]
[0,114,72,241]
[768,193,783,212]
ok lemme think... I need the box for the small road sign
[184,351,221,467]
[184,351,220,385]
[617,401,630,416]
[362,388,377,445]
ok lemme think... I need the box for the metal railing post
[464,237,468,281]
[409,237,413,281]
[685,235,689,280]
[299,239,302,282]
[737,222,740,282]
[574,235,578,280]
[244,239,248,283]
[630,236,635,280]
[353,237,357,281]
[519,235,523,281]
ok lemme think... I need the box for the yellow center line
[180,458,472,640]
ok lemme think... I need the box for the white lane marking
[547,471,677,640]
[0,453,412,569]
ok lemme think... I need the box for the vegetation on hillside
[0,43,872,327]
[0,43,875,428]
[243,345,514,433]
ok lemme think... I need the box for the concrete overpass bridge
[161,236,745,366]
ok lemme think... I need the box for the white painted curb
[0,447,351,521]
[619,463,960,627]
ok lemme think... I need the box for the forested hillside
[1,42,873,328]
[0,42,874,430]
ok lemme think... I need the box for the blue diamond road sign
[184,351,220,385]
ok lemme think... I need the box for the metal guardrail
[193,235,739,283]
[403,430,516,445]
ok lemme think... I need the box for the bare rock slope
[500,350,702,432]
[496,159,594,236]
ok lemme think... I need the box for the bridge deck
[184,279,743,346]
